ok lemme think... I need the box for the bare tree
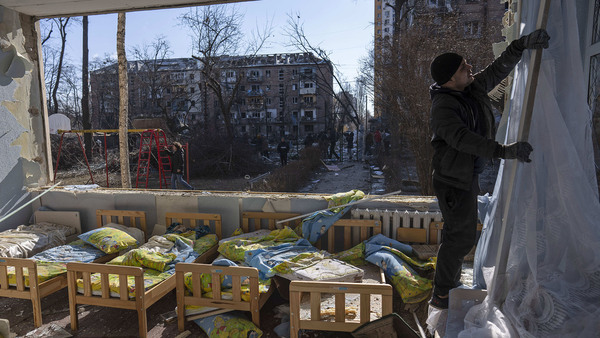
[117,12,131,188]
[90,55,119,129]
[179,4,272,140]
[283,14,360,130]
[129,36,195,136]
[50,17,76,115]
[82,16,91,159]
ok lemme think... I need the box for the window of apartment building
[240,98,246,105]
[266,85,271,91]
[292,97,298,104]
[464,21,481,37]
[266,111,272,118]
[249,70,260,77]
[385,11,390,17]
[251,84,260,91]
[279,69,285,80]
[166,88,171,94]
[384,19,389,25]
[191,100,196,107]
[279,84,284,94]
[266,98,272,105]
[266,70,271,77]
[252,111,260,118]
[241,112,247,118]
[304,82,314,88]
[189,73,194,80]
[304,96,314,104]
[384,28,389,33]
[304,110,314,119]
[292,69,298,76]
[190,87,195,93]
[304,125,314,132]
[226,71,235,78]
[292,84,297,90]
[279,97,284,108]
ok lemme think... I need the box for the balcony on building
[299,87,316,95]
[246,89,265,97]
[246,75,264,83]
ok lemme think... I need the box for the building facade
[90,52,334,142]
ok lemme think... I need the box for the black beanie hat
[430,52,463,85]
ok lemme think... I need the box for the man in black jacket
[428,29,550,309]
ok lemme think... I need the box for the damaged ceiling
[0,0,253,18]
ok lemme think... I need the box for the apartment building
[90,52,334,142]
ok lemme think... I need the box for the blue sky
[57,0,374,82]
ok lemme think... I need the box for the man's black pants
[432,177,479,297]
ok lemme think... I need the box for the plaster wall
[29,189,439,237]
[0,7,50,230]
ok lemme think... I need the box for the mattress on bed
[0,222,78,258]
[74,232,214,299]
[6,240,107,287]
[278,257,364,283]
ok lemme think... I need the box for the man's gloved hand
[503,142,533,162]
[519,29,550,49]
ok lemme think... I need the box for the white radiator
[351,208,443,244]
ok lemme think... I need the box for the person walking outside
[164,142,194,190]
[428,29,549,309]
[277,137,290,166]
[345,131,354,160]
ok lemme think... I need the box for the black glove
[519,29,550,49]
[501,142,533,162]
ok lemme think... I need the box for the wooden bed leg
[67,270,78,331]
[176,272,186,332]
[31,296,42,327]
[138,309,147,338]
[289,285,300,338]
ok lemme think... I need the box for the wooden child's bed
[176,213,391,333]
[67,212,222,338]
[0,209,147,327]
[175,211,295,331]
[288,217,393,337]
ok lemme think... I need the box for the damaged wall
[29,189,439,237]
[0,7,51,230]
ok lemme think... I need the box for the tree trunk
[117,12,131,188]
[82,16,92,159]
[52,17,70,115]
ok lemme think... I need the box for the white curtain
[462,0,600,336]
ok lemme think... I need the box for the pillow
[79,227,139,254]
[105,223,145,244]
[108,248,176,271]
[194,311,262,338]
